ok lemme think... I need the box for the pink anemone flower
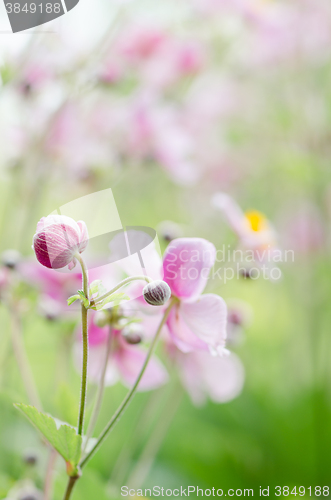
[211,192,280,267]
[163,238,228,356]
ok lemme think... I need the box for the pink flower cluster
[30,213,244,405]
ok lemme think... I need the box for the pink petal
[180,294,227,355]
[167,303,209,353]
[163,238,216,301]
[115,341,168,391]
[212,192,249,239]
[77,220,89,253]
[180,351,245,405]
[199,352,244,403]
[88,316,109,347]
[167,294,227,354]
[68,259,77,271]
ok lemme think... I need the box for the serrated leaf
[67,294,80,306]
[15,404,82,475]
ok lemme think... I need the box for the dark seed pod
[122,323,143,345]
[143,280,171,306]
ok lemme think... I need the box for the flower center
[245,210,268,233]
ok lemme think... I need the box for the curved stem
[76,254,89,301]
[82,326,113,456]
[75,254,89,437]
[90,275,152,308]
[79,298,175,469]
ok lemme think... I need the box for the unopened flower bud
[94,310,109,328]
[122,323,144,344]
[32,215,88,270]
[1,249,21,269]
[143,280,171,306]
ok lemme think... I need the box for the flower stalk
[79,297,175,469]
[76,253,89,437]
[90,275,153,308]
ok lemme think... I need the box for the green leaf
[67,294,80,306]
[95,292,130,310]
[77,290,89,309]
[89,280,107,298]
[89,280,102,295]
[15,404,82,476]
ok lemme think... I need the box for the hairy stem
[75,254,89,437]
[79,298,175,469]
[90,275,152,308]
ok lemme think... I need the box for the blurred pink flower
[170,342,244,405]
[32,215,88,270]
[141,39,205,89]
[75,311,168,391]
[212,192,279,266]
[163,238,228,355]
[19,260,81,311]
[126,95,200,185]
[281,202,325,255]
[117,25,166,62]
[240,0,331,67]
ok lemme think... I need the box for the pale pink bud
[143,280,171,306]
[32,215,88,270]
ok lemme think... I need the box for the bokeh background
[0,0,331,498]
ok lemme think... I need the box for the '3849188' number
[5,3,61,13]
[275,486,330,496]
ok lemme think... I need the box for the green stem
[75,254,89,437]
[82,326,113,455]
[62,476,79,500]
[79,298,175,469]
[90,275,152,308]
